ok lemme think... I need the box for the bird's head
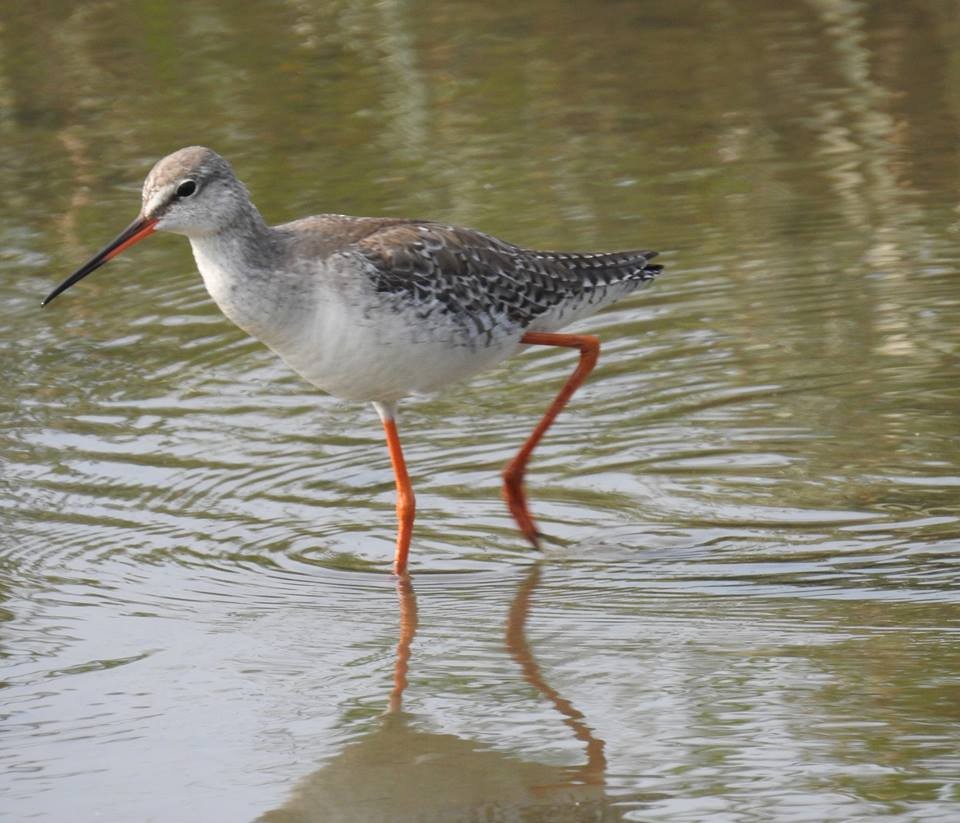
[41,146,250,306]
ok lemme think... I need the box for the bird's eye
[176,179,197,198]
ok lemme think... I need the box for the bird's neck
[187,211,301,345]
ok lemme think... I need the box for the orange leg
[378,410,415,576]
[502,331,600,547]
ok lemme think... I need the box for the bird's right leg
[373,401,416,576]
[501,332,600,547]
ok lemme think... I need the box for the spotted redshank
[42,146,662,574]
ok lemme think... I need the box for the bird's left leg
[502,332,600,547]
[373,401,416,575]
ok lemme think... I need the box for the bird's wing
[347,221,661,332]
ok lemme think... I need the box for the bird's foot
[502,472,542,550]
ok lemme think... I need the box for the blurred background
[2,0,959,820]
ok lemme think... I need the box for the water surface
[2,1,959,820]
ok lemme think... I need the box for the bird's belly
[272,304,521,403]
[192,246,523,403]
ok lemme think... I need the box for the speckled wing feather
[351,221,662,336]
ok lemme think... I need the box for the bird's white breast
[190,239,520,403]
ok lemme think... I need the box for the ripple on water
[4,57,960,819]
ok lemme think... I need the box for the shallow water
[2,0,959,820]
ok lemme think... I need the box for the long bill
[41,215,158,306]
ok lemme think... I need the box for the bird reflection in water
[258,565,624,822]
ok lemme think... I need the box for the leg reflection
[258,565,618,821]
[505,562,607,787]
[389,573,418,714]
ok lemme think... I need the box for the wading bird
[43,147,662,574]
